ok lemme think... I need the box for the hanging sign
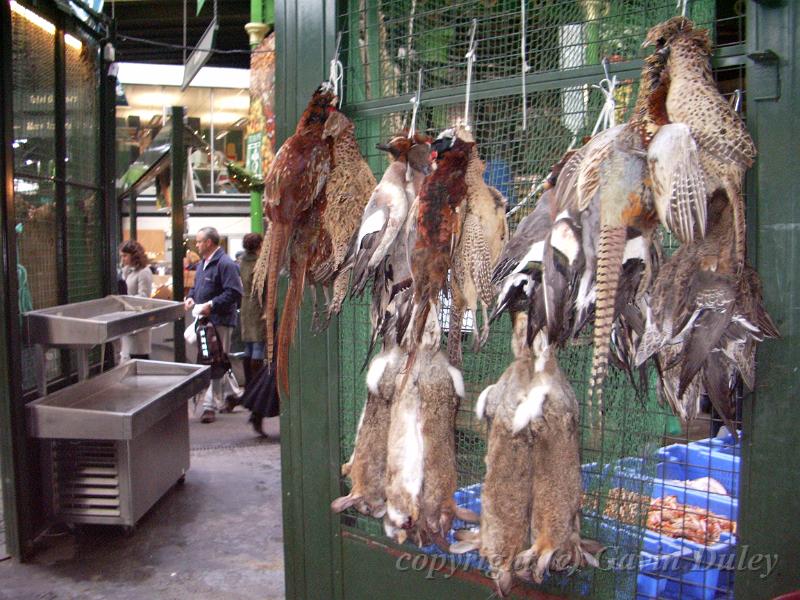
[181,16,218,91]
[246,133,263,178]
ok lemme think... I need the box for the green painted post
[248,0,273,235]
[274,0,343,598]
[171,107,186,364]
[737,2,800,598]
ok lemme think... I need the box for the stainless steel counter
[27,360,210,528]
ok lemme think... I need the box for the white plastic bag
[184,317,198,345]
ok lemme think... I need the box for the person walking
[235,233,266,390]
[119,240,153,360]
[185,227,243,424]
[235,233,279,435]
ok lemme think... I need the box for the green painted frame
[275,1,800,598]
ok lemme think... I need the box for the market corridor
[0,410,284,600]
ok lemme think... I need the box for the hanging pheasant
[307,109,376,329]
[409,129,474,346]
[261,84,337,393]
[448,126,508,366]
[554,46,708,414]
[643,17,756,271]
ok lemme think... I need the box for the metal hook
[730,89,742,113]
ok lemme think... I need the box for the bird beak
[375,142,391,152]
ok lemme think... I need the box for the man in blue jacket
[185,227,244,423]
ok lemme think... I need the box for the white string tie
[590,58,617,136]
[408,69,423,138]
[463,19,478,131]
[521,0,531,130]
[328,32,344,106]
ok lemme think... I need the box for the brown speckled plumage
[448,133,508,365]
[648,17,756,269]
[308,110,376,326]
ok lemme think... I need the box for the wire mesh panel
[66,37,103,303]
[12,8,61,388]
[12,8,104,389]
[335,1,748,598]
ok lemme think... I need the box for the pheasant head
[297,85,337,132]
[642,17,696,51]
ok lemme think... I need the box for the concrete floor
[0,407,285,600]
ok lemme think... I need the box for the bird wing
[555,125,624,213]
[685,90,757,168]
[263,135,330,219]
[648,123,707,244]
[492,189,553,284]
[349,163,407,296]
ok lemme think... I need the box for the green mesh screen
[66,38,103,303]
[12,9,61,389]
[335,1,746,598]
[12,10,104,390]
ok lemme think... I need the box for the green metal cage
[273,1,800,598]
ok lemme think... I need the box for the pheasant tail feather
[589,225,627,417]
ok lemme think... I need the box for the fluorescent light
[65,34,83,51]
[116,63,250,89]
[215,130,228,140]
[10,2,82,50]
[10,1,55,34]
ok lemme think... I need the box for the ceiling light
[10,2,55,34]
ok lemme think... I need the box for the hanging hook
[676,0,691,18]
[463,18,478,131]
[521,0,532,131]
[408,69,424,139]
[729,88,742,113]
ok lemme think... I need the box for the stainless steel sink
[27,360,210,440]
[24,295,185,347]
[23,295,186,395]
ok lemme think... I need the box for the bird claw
[472,323,490,353]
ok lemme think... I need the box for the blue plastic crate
[656,443,740,499]
[581,434,741,600]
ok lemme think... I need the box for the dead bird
[331,345,403,517]
[349,134,432,298]
[450,312,536,597]
[513,334,601,584]
[448,126,509,366]
[309,110,376,328]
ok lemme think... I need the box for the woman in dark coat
[238,232,279,435]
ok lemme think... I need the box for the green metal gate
[275,1,800,598]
